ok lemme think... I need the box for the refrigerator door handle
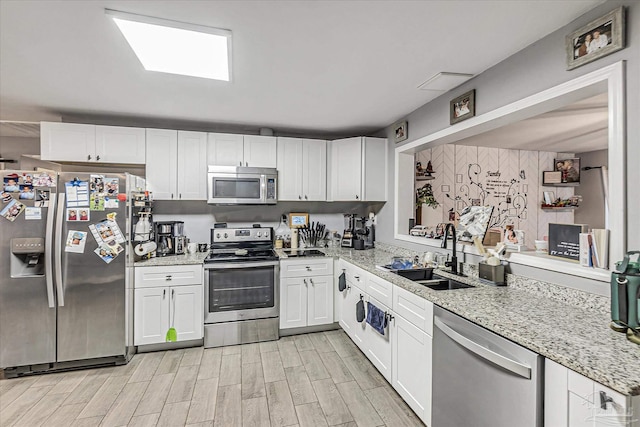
[45,193,57,308]
[55,192,66,307]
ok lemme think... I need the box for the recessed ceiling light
[418,72,473,91]
[106,9,232,81]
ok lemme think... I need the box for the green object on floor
[166,289,177,342]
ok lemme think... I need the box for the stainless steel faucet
[441,223,458,275]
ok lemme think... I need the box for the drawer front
[393,285,433,335]
[135,265,203,288]
[338,259,366,290]
[281,258,334,278]
[366,273,393,308]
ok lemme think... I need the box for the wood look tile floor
[0,331,425,427]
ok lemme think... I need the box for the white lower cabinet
[545,358,637,427]
[363,296,392,382]
[392,314,432,425]
[134,265,203,346]
[336,259,433,426]
[280,258,334,330]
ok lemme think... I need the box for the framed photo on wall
[450,90,475,125]
[393,121,408,143]
[554,157,580,184]
[566,6,625,70]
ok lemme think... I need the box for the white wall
[379,0,639,254]
[574,149,608,228]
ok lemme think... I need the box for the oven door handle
[205,260,280,270]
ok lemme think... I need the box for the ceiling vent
[418,72,474,92]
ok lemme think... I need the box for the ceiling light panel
[106,9,232,81]
[418,72,473,91]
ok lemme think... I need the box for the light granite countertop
[323,245,640,397]
[131,244,639,395]
[134,252,208,267]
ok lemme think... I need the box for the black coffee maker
[610,251,640,344]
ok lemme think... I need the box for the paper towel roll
[135,241,157,256]
[291,229,299,249]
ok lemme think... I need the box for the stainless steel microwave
[207,166,278,205]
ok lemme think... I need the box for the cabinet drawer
[135,265,203,288]
[338,259,366,290]
[281,258,333,278]
[366,273,393,308]
[393,285,433,335]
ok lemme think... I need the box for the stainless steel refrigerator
[0,170,142,374]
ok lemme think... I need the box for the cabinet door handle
[600,391,614,409]
[355,195,359,200]
[354,275,360,281]
[245,162,248,167]
[303,279,308,287]
[172,289,175,299]
[96,155,100,161]
[163,289,166,298]
[166,275,172,281]
[239,161,242,166]
[179,194,182,199]
[299,195,302,200]
[171,193,174,199]
[87,154,91,161]
[309,278,314,285]
[304,195,308,200]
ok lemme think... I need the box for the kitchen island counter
[323,245,640,397]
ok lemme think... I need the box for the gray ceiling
[0,1,604,137]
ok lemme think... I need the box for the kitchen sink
[381,266,474,290]
[413,274,474,291]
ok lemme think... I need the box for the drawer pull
[165,275,172,281]
[306,266,311,271]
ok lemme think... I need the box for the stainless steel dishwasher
[432,306,543,427]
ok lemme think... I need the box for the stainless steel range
[203,226,280,348]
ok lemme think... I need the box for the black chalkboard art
[548,223,588,261]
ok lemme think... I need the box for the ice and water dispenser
[10,237,45,277]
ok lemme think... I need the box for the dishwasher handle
[434,317,532,379]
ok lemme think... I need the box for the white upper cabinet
[41,122,96,162]
[95,125,146,164]
[243,135,277,168]
[207,133,244,166]
[277,137,326,201]
[328,137,387,201]
[208,133,277,168]
[146,129,178,200]
[41,122,146,164]
[177,131,207,200]
[330,137,362,201]
[277,137,304,200]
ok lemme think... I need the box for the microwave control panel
[266,178,276,200]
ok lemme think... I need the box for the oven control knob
[257,232,261,237]
[224,233,228,238]
[216,233,221,238]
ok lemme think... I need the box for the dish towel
[338,272,346,292]
[356,297,365,323]
[366,302,388,335]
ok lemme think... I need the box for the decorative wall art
[566,6,625,70]
[450,90,475,125]
[393,121,408,143]
[415,145,576,242]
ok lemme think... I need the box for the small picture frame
[289,212,309,228]
[393,121,408,143]
[554,157,580,184]
[566,6,625,71]
[450,90,475,125]
[543,191,555,205]
[542,171,562,185]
